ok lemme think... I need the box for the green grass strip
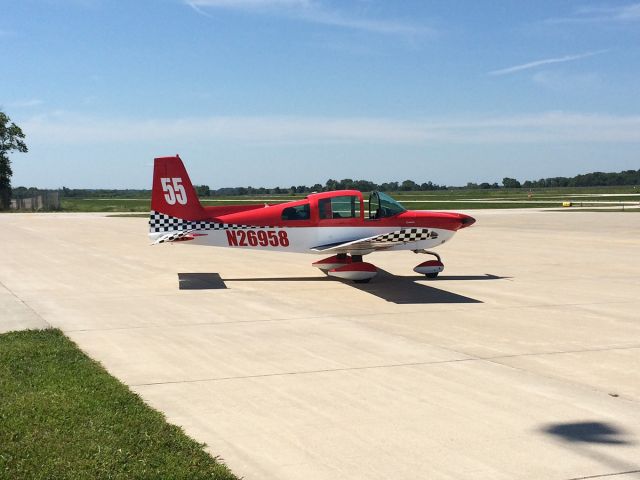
[0,329,238,480]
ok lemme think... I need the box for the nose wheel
[413,250,444,279]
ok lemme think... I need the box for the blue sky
[2,0,639,188]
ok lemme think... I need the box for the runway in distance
[149,155,476,282]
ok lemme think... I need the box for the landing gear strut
[413,250,444,279]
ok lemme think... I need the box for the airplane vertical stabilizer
[151,155,207,221]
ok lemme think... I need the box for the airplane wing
[311,228,437,253]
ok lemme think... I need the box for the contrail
[488,50,608,76]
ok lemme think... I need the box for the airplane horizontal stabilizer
[152,229,198,245]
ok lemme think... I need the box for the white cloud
[8,99,44,108]
[545,3,640,24]
[616,3,640,20]
[488,50,607,76]
[189,0,310,7]
[297,9,426,36]
[185,0,433,36]
[21,111,640,146]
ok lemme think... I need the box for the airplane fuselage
[149,189,472,256]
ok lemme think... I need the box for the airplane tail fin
[151,155,206,221]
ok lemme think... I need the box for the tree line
[200,178,447,197]
[502,170,640,189]
[188,170,640,196]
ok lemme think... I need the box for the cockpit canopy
[368,191,407,219]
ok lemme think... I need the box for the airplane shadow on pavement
[541,421,640,476]
[179,271,508,305]
[542,422,631,445]
[178,273,228,290]
[348,269,498,304]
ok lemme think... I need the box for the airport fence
[10,191,61,211]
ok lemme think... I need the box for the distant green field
[0,329,238,480]
[393,185,640,198]
[60,185,640,212]
[61,198,152,212]
[547,207,640,213]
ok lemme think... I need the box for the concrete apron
[1,211,640,479]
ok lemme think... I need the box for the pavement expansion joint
[566,469,640,480]
[63,298,640,334]
[485,345,640,361]
[130,357,476,387]
[131,344,640,407]
[65,316,316,333]
[480,352,640,406]
[0,279,51,329]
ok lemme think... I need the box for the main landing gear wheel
[413,250,444,279]
[313,254,378,282]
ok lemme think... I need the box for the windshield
[369,191,406,219]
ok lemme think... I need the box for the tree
[401,180,418,191]
[502,177,521,189]
[325,179,338,191]
[379,181,398,192]
[194,184,210,196]
[0,111,28,210]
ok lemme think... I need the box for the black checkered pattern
[372,228,437,243]
[149,211,258,233]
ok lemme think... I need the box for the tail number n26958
[226,230,289,247]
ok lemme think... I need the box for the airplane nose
[458,213,476,229]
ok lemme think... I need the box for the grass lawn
[60,198,152,212]
[0,329,238,480]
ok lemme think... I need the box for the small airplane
[149,155,475,282]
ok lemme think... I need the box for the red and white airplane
[150,155,475,282]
